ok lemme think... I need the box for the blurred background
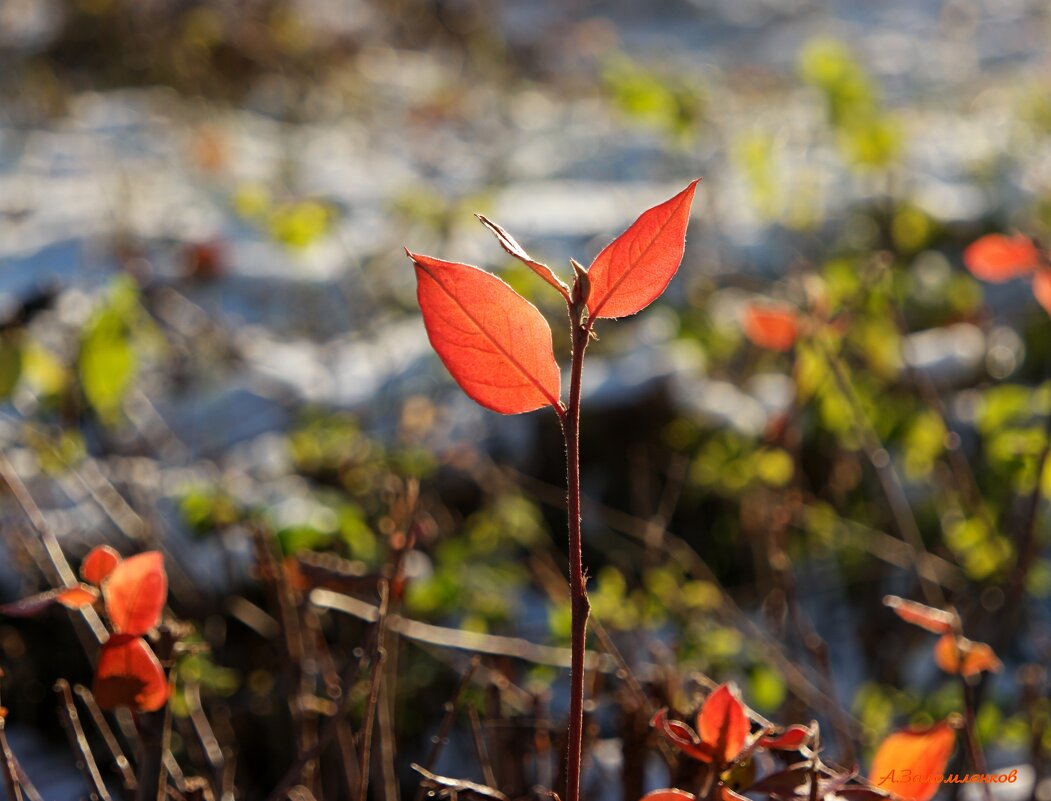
[2,0,1051,798]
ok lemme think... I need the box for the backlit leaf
[0,584,99,617]
[870,720,955,801]
[696,683,750,764]
[933,634,1002,677]
[57,585,100,609]
[82,545,122,585]
[94,635,170,712]
[103,551,168,635]
[408,251,561,414]
[743,303,800,352]
[760,724,813,751]
[963,234,1040,282]
[586,180,699,319]
[882,595,957,634]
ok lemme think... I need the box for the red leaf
[696,684,750,764]
[963,234,1040,282]
[408,251,561,414]
[650,708,716,762]
[870,720,955,801]
[742,303,800,351]
[57,585,100,609]
[103,551,168,635]
[82,545,121,585]
[94,635,170,712]
[1034,270,1051,316]
[882,595,957,635]
[640,791,695,801]
[0,584,98,617]
[933,634,1002,677]
[760,724,813,751]
[586,180,699,319]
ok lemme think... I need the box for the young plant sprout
[407,179,700,801]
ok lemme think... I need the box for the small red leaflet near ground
[0,585,98,617]
[586,180,699,319]
[870,720,956,801]
[407,250,561,415]
[103,550,168,635]
[81,543,121,584]
[94,634,170,712]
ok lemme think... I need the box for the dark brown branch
[357,580,390,801]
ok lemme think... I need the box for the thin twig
[467,706,498,789]
[73,685,138,794]
[357,580,390,801]
[0,678,43,801]
[414,656,481,801]
[55,679,113,801]
[816,340,945,608]
[310,589,614,671]
[263,616,384,801]
[0,450,108,644]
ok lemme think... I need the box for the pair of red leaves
[408,180,699,414]
[0,547,170,712]
[651,683,812,766]
[883,595,1002,678]
[85,547,170,712]
[963,233,1051,314]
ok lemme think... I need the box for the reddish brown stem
[560,300,592,801]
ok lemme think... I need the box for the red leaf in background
[882,595,957,635]
[696,684,750,764]
[93,635,169,712]
[933,634,1003,677]
[742,303,800,352]
[586,180,699,319]
[103,551,168,635]
[963,234,1040,282]
[870,721,955,801]
[640,791,695,801]
[1034,270,1051,316]
[650,708,716,763]
[0,584,99,617]
[408,251,561,415]
[760,724,813,751]
[82,545,121,585]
